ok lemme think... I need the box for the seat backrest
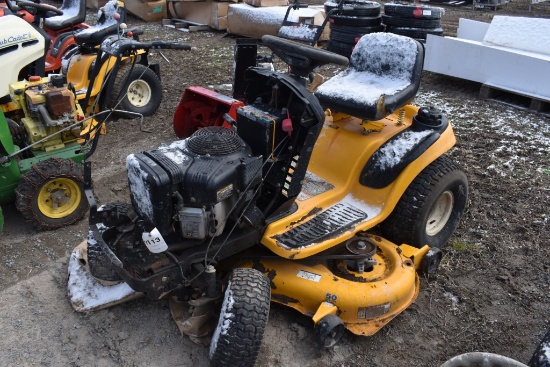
[350,32,419,81]
[44,0,86,31]
[314,32,424,121]
[74,0,125,45]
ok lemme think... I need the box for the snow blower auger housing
[69,33,468,367]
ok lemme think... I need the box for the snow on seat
[315,32,424,121]
[44,0,86,31]
[74,0,125,45]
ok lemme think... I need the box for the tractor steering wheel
[262,35,348,78]
[15,0,63,18]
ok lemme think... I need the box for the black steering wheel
[15,0,63,18]
[262,35,348,78]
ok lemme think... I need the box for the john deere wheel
[209,268,270,367]
[109,64,162,118]
[380,156,468,249]
[15,158,88,230]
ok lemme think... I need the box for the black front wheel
[380,156,468,249]
[209,268,271,367]
[109,64,162,118]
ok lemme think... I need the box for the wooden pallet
[479,84,550,117]
[162,18,210,32]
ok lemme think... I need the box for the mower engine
[126,126,263,238]
[9,74,85,151]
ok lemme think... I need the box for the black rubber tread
[326,40,354,58]
[209,268,271,367]
[382,14,441,28]
[87,202,136,282]
[15,158,88,230]
[528,329,550,367]
[330,25,384,43]
[386,26,444,40]
[379,156,468,249]
[329,14,383,27]
[330,29,362,43]
[324,0,381,16]
[329,22,384,34]
[109,64,162,118]
[383,3,444,19]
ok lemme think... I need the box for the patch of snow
[341,193,381,218]
[316,33,417,105]
[483,16,550,56]
[278,24,317,41]
[75,0,118,37]
[538,343,550,364]
[229,4,324,28]
[377,130,432,170]
[161,139,188,151]
[209,280,235,358]
[67,249,135,311]
[157,148,188,165]
[413,90,550,175]
[443,291,460,309]
[126,154,153,222]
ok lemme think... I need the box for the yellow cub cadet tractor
[68,33,468,367]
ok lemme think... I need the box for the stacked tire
[325,0,384,58]
[383,2,444,42]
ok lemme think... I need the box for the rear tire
[382,14,441,28]
[383,3,444,19]
[380,156,468,249]
[386,26,444,40]
[109,64,162,118]
[209,268,271,367]
[15,158,88,230]
[329,14,382,27]
[325,0,381,16]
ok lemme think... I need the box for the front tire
[380,156,468,249]
[109,64,162,118]
[209,268,271,367]
[15,158,88,230]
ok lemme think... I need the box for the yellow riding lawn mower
[68,33,469,367]
[62,0,170,121]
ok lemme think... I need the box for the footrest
[274,202,368,249]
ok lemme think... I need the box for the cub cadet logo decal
[0,32,35,47]
[296,269,321,282]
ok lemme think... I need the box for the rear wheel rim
[37,178,81,218]
[127,79,152,108]
[426,190,454,236]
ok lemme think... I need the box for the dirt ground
[1,1,549,366]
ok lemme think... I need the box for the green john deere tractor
[0,11,94,234]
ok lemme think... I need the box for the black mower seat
[74,0,125,45]
[315,32,424,121]
[44,0,86,31]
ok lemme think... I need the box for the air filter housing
[127,127,262,235]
